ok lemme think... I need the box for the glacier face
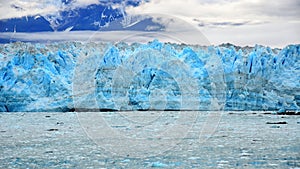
[0,41,299,112]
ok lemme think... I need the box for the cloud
[124,0,300,46]
[201,21,300,48]
[0,25,211,46]
[0,1,61,20]
[1,21,299,48]
[125,0,300,24]
[0,0,101,20]
[74,0,100,7]
[240,0,300,18]
[193,20,267,28]
[211,21,249,26]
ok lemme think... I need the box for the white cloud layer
[126,0,300,23]
[125,0,300,46]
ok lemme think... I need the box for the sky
[125,0,300,47]
[0,0,299,47]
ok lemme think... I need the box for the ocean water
[0,111,299,168]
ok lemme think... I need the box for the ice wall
[0,41,299,112]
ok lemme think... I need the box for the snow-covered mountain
[0,0,148,33]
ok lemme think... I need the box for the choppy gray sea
[0,111,299,168]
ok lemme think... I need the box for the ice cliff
[0,41,299,112]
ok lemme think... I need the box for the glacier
[0,40,299,112]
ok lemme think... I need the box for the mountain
[0,4,123,32]
[0,0,149,33]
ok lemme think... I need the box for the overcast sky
[125,0,300,47]
[0,0,299,47]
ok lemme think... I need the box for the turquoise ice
[0,41,299,112]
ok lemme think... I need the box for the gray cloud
[126,0,300,23]
[125,0,300,47]
[212,21,249,26]
[194,20,268,28]
[10,4,24,11]
[243,0,300,18]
